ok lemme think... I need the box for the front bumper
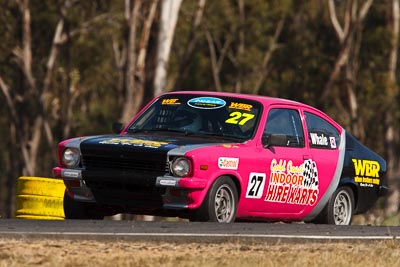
[155,176,208,210]
[53,167,207,211]
[52,167,95,202]
[156,176,207,189]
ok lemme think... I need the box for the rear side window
[305,112,340,149]
[264,108,304,147]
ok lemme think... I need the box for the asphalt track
[0,219,399,243]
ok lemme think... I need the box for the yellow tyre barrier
[17,176,66,197]
[14,215,64,220]
[15,177,66,220]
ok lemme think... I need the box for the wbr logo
[162,98,180,105]
[352,159,380,185]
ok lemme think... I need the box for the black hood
[80,132,238,155]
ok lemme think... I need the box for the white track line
[2,231,398,240]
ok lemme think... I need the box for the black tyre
[192,176,238,223]
[63,190,104,220]
[313,186,354,225]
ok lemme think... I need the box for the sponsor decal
[99,138,169,148]
[218,157,239,170]
[162,98,181,105]
[330,137,337,149]
[352,159,380,185]
[359,183,374,188]
[159,179,177,186]
[265,159,319,206]
[246,173,266,199]
[310,132,329,147]
[225,112,255,125]
[187,97,226,109]
[228,102,253,111]
[221,144,239,148]
[63,170,80,178]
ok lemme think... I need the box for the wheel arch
[190,174,240,222]
[203,171,243,203]
[224,174,242,202]
[338,177,359,213]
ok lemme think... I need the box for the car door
[247,106,313,215]
[302,109,343,218]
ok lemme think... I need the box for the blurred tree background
[0,0,399,224]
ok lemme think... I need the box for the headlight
[62,148,80,167]
[170,157,191,177]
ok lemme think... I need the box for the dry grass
[0,238,399,267]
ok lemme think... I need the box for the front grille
[82,155,167,173]
[78,141,172,211]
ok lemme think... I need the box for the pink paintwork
[54,91,385,224]
[154,93,343,221]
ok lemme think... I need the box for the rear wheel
[63,190,104,220]
[191,176,238,223]
[313,186,354,225]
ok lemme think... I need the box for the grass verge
[0,238,399,267]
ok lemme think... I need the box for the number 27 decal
[246,172,266,199]
[225,112,255,125]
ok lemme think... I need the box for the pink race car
[53,91,387,225]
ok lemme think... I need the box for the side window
[264,108,304,147]
[305,112,340,149]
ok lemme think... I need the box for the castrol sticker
[218,157,239,170]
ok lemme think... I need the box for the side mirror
[112,122,124,134]
[262,134,288,148]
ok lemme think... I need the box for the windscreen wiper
[127,128,193,135]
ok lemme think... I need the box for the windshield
[127,94,262,140]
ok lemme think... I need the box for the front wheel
[63,190,104,220]
[191,176,238,223]
[313,186,354,225]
